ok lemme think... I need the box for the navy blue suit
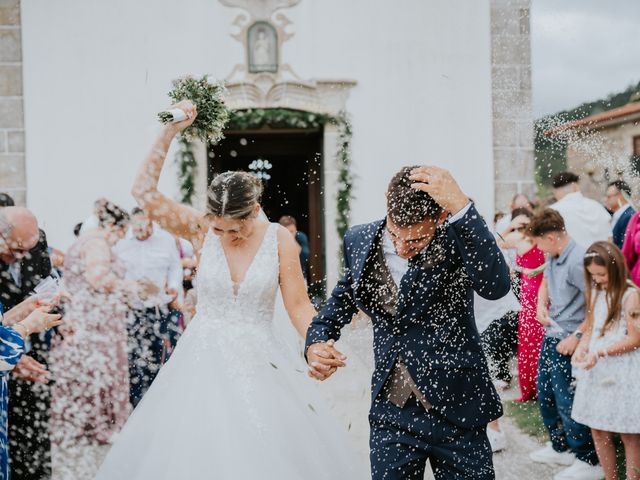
[306,204,510,479]
[612,205,635,249]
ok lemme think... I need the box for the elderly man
[0,205,55,480]
[115,207,183,407]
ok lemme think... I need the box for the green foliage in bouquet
[160,75,230,143]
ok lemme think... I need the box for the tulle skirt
[94,309,368,480]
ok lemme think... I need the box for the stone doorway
[209,127,326,293]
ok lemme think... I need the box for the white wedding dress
[95,223,367,479]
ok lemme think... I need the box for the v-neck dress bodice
[197,223,280,325]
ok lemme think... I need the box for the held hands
[409,166,469,215]
[307,340,347,381]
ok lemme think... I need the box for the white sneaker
[529,442,575,466]
[553,459,604,480]
[487,427,507,452]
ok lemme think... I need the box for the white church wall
[21,0,494,250]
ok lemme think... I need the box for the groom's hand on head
[409,166,469,216]
[307,340,347,381]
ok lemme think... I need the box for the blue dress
[0,305,25,480]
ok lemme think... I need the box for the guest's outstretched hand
[12,355,50,384]
[409,166,469,215]
[307,339,347,381]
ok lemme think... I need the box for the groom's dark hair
[386,166,443,227]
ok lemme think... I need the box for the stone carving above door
[218,0,355,115]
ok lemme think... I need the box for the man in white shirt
[115,208,183,407]
[549,172,611,249]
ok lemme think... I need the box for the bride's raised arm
[131,100,207,250]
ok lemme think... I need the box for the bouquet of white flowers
[158,75,230,143]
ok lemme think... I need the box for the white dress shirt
[549,192,611,249]
[115,225,183,308]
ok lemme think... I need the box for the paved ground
[493,416,562,480]
[52,385,566,479]
[492,384,564,480]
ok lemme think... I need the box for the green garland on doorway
[175,108,354,240]
[175,135,198,205]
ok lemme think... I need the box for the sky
[531,0,640,118]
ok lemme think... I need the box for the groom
[306,166,510,479]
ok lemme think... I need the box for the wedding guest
[78,197,108,235]
[549,171,611,248]
[604,180,635,249]
[0,194,14,208]
[494,193,535,235]
[279,215,310,280]
[477,305,518,391]
[502,208,546,402]
[527,209,603,480]
[50,201,131,479]
[474,291,520,452]
[73,222,83,238]
[572,242,640,480]
[0,204,55,480]
[622,212,640,286]
[115,207,183,407]
[0,300,62,480]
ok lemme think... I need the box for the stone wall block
[0,0,20,25]
[0,28,21,62]
[0,154,26,187]
[493,119,518,147]
[0,98,23,128]
[7,130,24,152]
[0,64,22,96]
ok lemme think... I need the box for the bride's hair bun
[207,171,263,220]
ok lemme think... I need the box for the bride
[94,101,367,479]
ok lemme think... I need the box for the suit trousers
[369,395,494,480]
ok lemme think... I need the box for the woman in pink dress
[502,208,546,401]
[50,202,132,478]
[622,212,640,285]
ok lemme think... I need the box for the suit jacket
[0,229,52,310]
[0,229,52,363]
[306,204,510,428]
[612,206,635,249]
